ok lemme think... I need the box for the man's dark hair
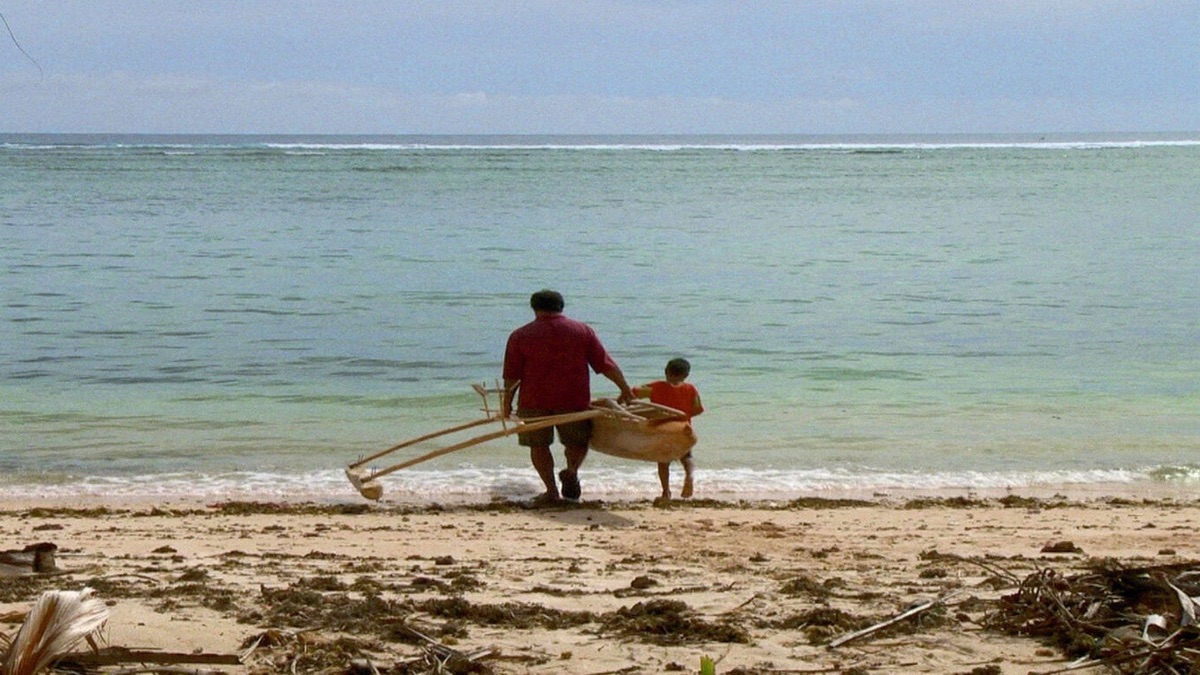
[530,289,565,313]
[666,358,691,378]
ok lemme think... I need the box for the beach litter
[0,588,108,675]
[0,545,59,577]
[985,560,1200,674]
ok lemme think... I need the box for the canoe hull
[589,416,696,463]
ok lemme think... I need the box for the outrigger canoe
[345,383,696,501]
[587,398,697,462]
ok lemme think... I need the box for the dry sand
[3,493,1199,674]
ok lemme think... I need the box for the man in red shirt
[502,290,634,504]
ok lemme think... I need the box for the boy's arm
[632,384,652,399]
[691,387,704,417]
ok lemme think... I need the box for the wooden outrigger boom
[345,383,694,501]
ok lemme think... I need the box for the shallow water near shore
[3,133,1198,502]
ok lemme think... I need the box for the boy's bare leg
[657,461,671,500]
[680,455,695,499]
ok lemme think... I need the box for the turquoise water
[3,134,1198,502]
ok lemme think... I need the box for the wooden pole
[347,417,498,469]
[362,409,603,482]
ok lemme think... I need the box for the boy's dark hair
[530,289,565,313]
[665,358,691,378]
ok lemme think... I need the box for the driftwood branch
[109,662,228,667]
[63,647,244,666]
[828,589,967,649]
[398,622,496,669]
[827,598,939,649]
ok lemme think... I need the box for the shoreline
[2,477,1197,511]
[4,493,1199,674]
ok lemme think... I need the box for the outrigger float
[346,383,696,500]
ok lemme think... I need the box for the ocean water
[3,133,1198,503]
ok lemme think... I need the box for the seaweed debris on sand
[986,560,1200,674]
[3,497,1199,673]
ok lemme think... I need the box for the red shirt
[647,381,703,420]
[503,313,618,411]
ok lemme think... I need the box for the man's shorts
[515,409,593,448]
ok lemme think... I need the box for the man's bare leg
[531,445,560,500]
[559,444,587,500]
[564,444,587,472]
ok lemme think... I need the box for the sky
[1,1,1197,135]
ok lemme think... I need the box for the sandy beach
[3,493,1199,674]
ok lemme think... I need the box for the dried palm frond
[1,588,108,675]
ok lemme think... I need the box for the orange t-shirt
[646,381,703,420]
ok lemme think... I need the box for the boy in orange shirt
[633,358,704,500]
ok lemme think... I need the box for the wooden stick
[347,416,497,469]
[63,648,243,666]
[827,597,941,648]
[629,400,688,418]
[590,401,644,421]
[351,380,521,470]
[363,409,603,482]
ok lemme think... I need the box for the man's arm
[501,378,519,419]
[600,366,635,404]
